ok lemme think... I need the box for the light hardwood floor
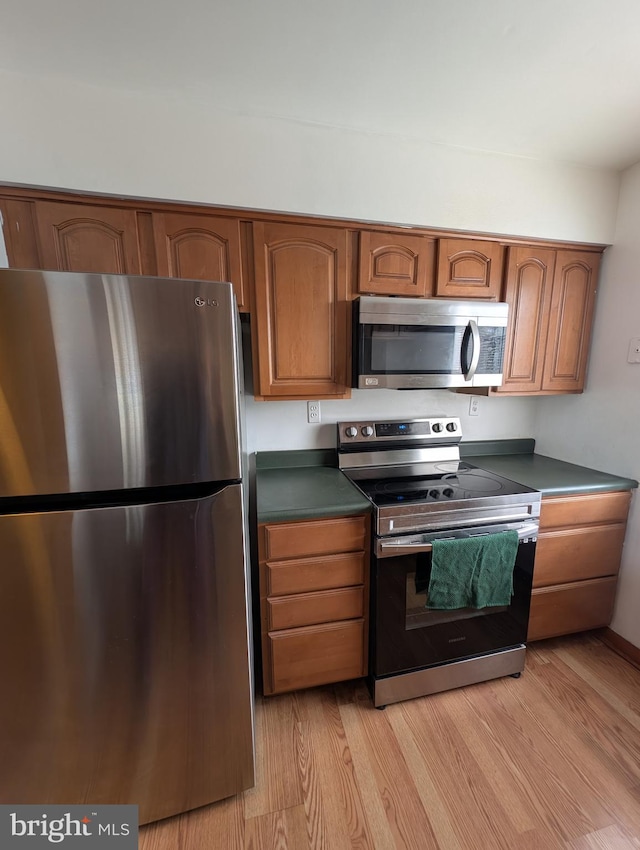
[140,634,640,849]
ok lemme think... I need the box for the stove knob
[345,426,358,438]
[429,489,440,498]
[443,487,454,498]
[361,425,374,437]
[432,422,443,433]
[446,422,457,432]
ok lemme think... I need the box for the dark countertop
[256,464,371,524]
[255,442,638,524]
[465,451,638,496]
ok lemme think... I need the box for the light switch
[628,338,640,364]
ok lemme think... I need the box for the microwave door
[462,320,481,383]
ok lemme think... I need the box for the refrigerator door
[0,270,242,498]
[0,484,254,823]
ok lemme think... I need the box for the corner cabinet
[251,222,351,400]
[528,490,631,641]
[258,514,370,695]
[495,248,600,395]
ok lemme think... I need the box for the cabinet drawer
[533,524,627,587]
[540,491,631,531]
[261,515,367,560]
[268,587,364,630]
[268,620,365,694]
[528,577,617,641]
[267,551,365,597]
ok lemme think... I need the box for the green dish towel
[426,531,519,610]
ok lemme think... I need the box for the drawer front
[533,524,627,587]
[268,620,365,694]
[540,491,631,531]
[261,515,367,561]
[267,551,365,597]
[528,576,617,641]
[268,587,364,631]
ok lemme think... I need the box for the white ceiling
[3,0,640,170]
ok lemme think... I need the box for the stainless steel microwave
[352,296,508,390]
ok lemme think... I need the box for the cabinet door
[34,201,142,274]
[495,247,555,393]
[152,212,247,311]
[436,238,503,299]
[542,250,600,392]
[252,222,350,399]
[358,231,434,296]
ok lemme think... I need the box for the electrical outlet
[628,337,640,364]
[469,396,480,416]
[307,401,321,423]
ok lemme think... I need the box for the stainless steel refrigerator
[0,269,255,823]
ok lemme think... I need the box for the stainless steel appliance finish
[352,296,508,390]
[338,417,540,708]
[0,269,242,497]
[0,270,254,823]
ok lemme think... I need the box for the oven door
[371,521,537,677]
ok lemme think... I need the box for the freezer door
[0,270,242,497]
[0,484,254,823]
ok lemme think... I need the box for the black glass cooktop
[355,462,537,507]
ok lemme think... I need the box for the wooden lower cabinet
[258,514,370,695]
[528,491,632,641]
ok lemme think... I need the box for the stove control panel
[337,417,462,448]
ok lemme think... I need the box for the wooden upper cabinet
[436,238,504,299]
[252,221,350,399]
[152,212,248,311]
[33,201,142,274]
[542,250,600,392]
[495,246,556,393]
[357,231,434,296]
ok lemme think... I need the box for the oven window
[406,554,508,630]
[367,324,466,375]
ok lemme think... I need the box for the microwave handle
[463,319,481,382]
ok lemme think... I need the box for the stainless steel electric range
[337,417,541,708]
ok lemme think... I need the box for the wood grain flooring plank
[243,694,304,819]
[353,696,454,849]
[296,687,376,849]
[385,708,464,850]
[567,823,640,849]
[339,702,398,850]
[398,687,522,850]
[244,806,311,850]
[468,676,611,841]
[180,795,245,850]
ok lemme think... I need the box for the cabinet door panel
[358,231,434,296]
[436,239,503,299]
[261,515,367,561]
[268,587,364,630]
[542,250,599,392]
[152,212,247,310]
[540,491,631,530]
[528,577,616,641]
[267,552,365,597]
[533,525,627,587]
[34,202,141,274]
[252,222,350,398]
[495,247,555,393]
[267,620,365,694]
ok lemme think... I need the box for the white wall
[0,69,620,243]
[534,162,640,648]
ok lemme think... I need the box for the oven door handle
[377,522,538,558]
[463,319,481,383]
